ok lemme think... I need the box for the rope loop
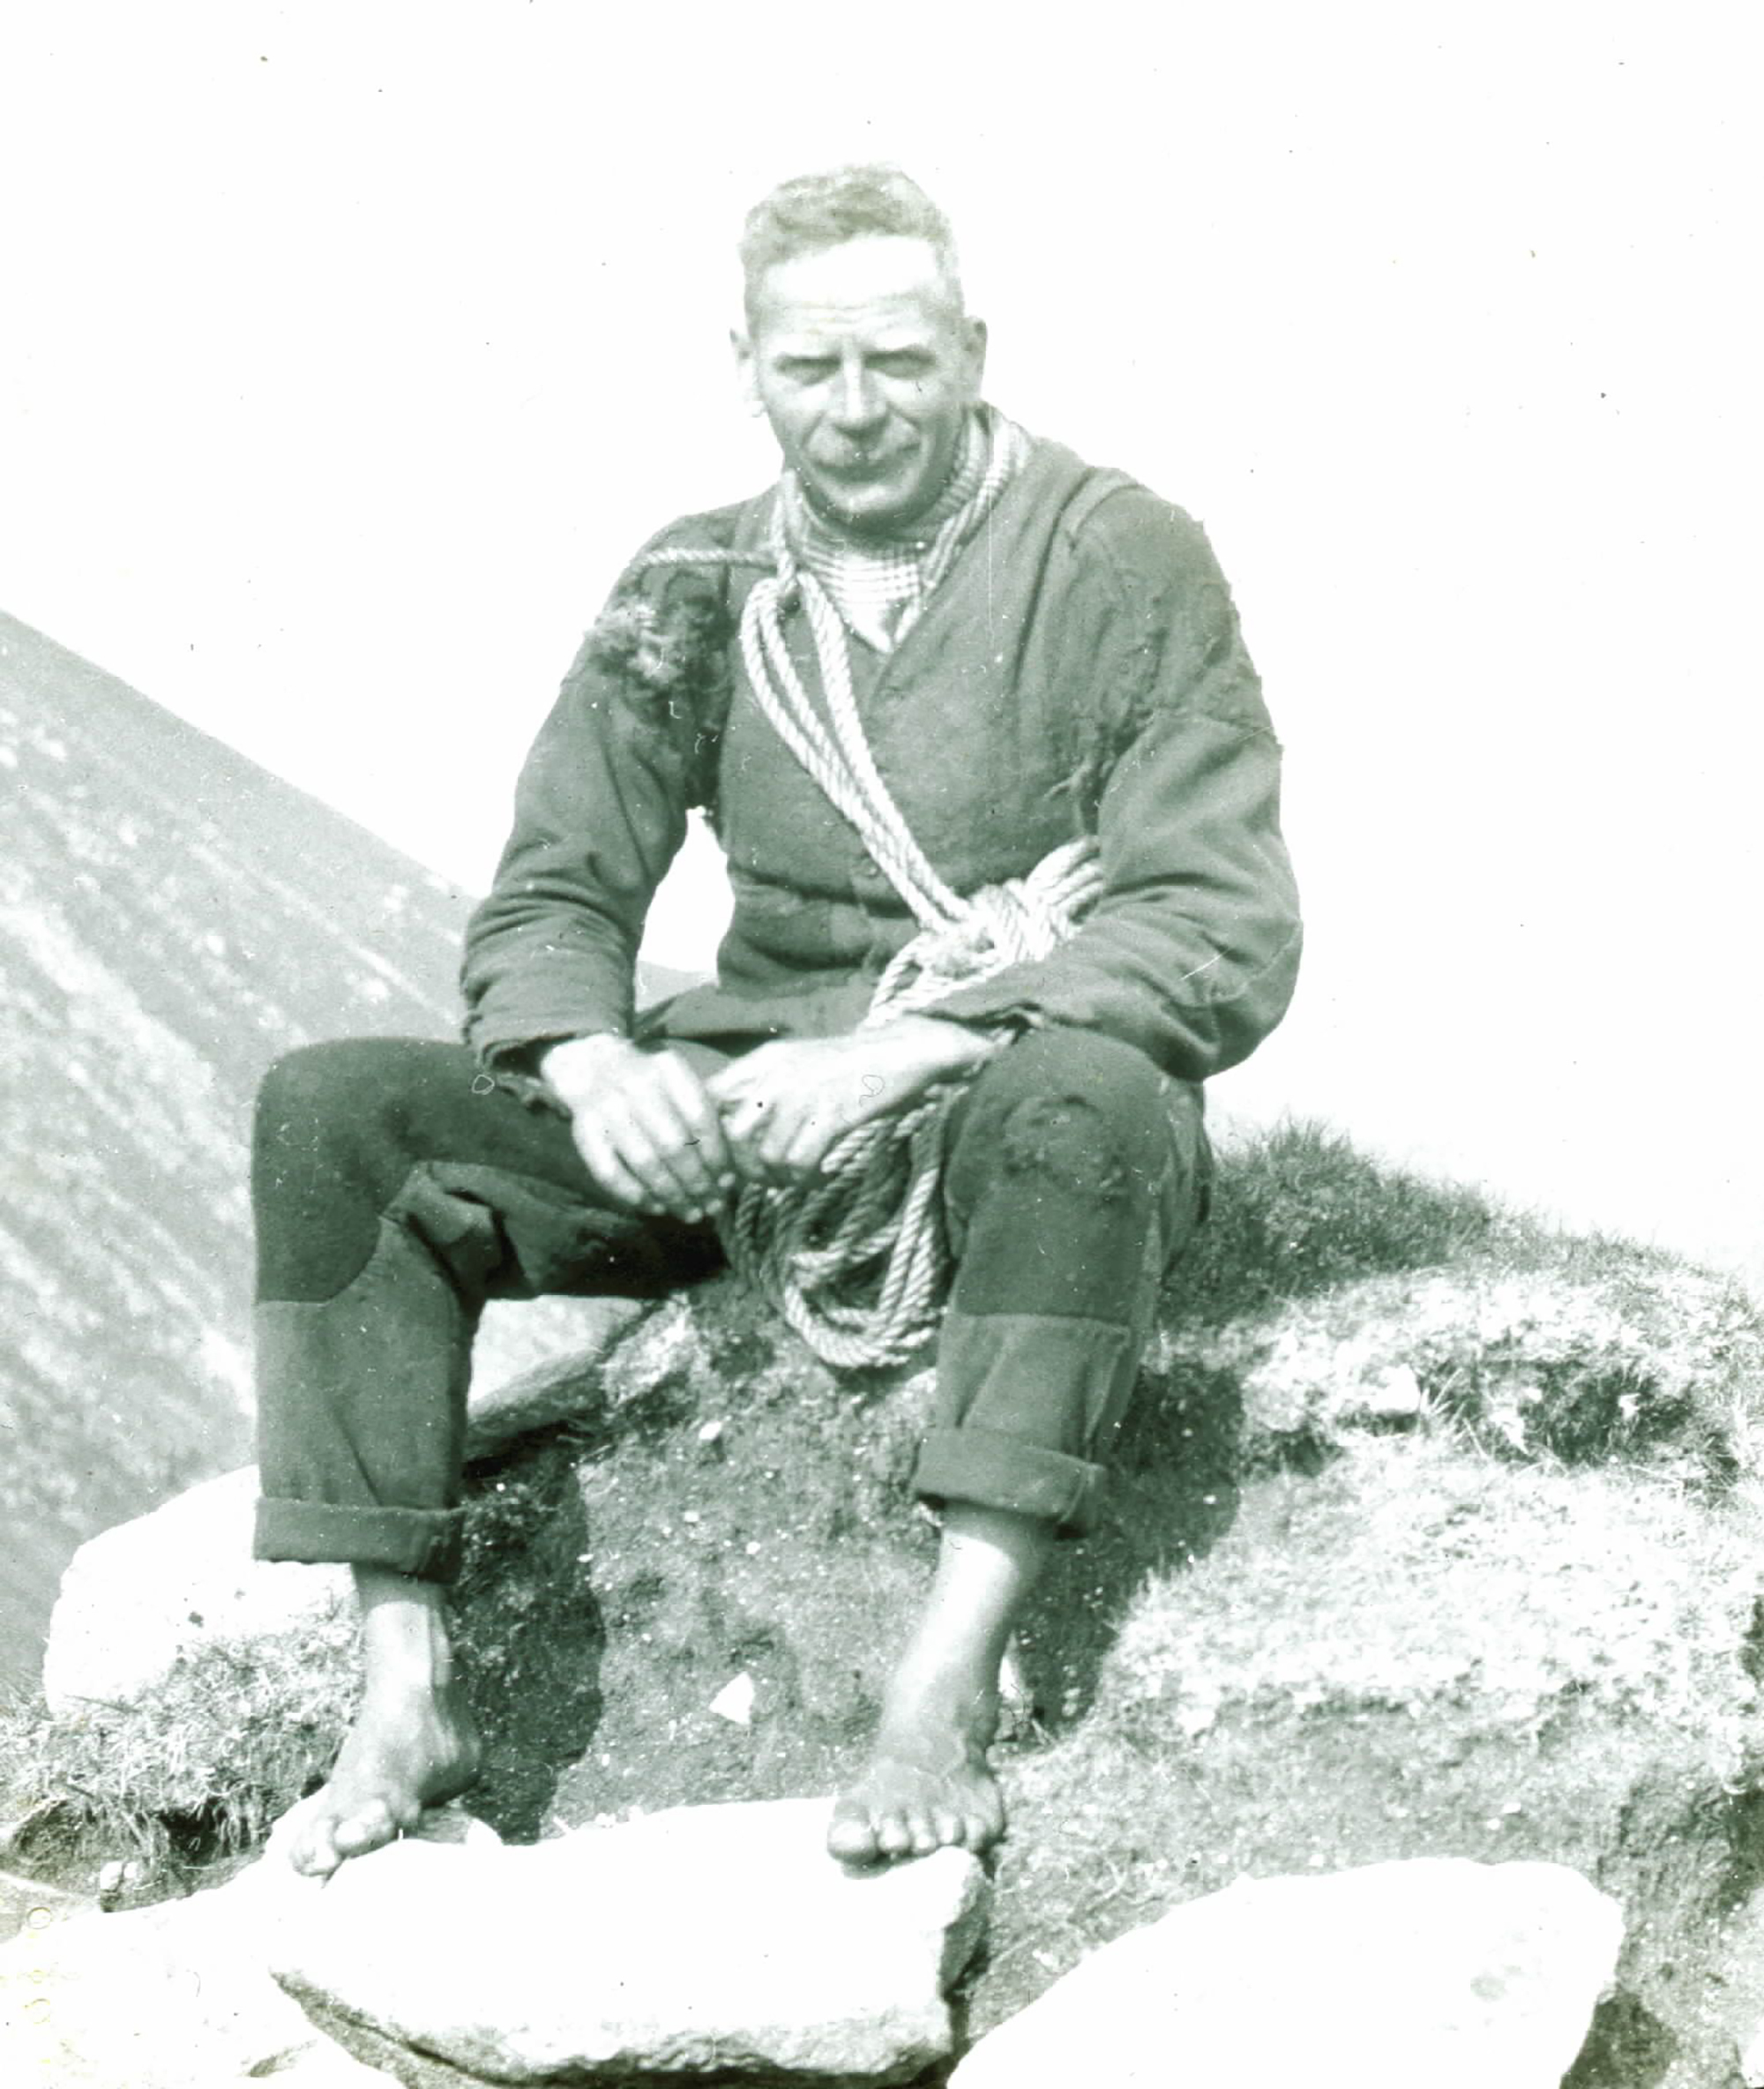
[637,527,1107,1368]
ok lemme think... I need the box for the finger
[648,1053,740,1195]
[715,1091,778,1184]
[744,1081,851,1178]
[722,1097,817,1187]
[777,1109,842,1179]
[751,1112,826,1187]
[572,1119,671,1217]
[617,1092,727,1217]
[615,1057,730,1210]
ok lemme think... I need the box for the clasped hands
[539,1019,996,1224]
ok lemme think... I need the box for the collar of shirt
[781,407,1029,653]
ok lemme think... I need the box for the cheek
[769,399,824,447]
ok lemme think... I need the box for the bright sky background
[3,3,1759,1291]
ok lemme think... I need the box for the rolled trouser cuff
[254,1497,465,1582]
[912,1426,1109,1535]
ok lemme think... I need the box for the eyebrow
[767,336,936,361]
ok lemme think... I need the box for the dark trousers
[250,1029,1208,1582]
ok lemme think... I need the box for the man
[255,165,1300,1875]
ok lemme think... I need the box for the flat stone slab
[0,1853,393,2087]
[951,1858,1621,2089]
[271,1795,989,2085]
[0,1863,93,1944]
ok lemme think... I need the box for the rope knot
[867,841,1104,1023]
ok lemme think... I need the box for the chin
[812,477,931,535]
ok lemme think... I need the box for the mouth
[812,445,913,483]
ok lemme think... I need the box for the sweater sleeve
[930,490,1302,1081]
[460,568,707,1069]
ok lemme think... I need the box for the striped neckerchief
[780,406,1031,653]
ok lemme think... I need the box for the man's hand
[707,1017,995,1187]
[541,1034,737,1223]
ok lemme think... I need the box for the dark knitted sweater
[461,431,1301,1085]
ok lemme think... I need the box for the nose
[829,358,886,435]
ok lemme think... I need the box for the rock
[598,1294,715,1404]
[0,1852,394,2086]
[464,1293,654,1456]
[951,1858,1621,2089]
[272,1795,989,2085]
[1362,1360,1424,1419]
[0,1865,94,1944]
[973,1431,1764,2089]
[42,1466,351,1714]
[709,1669,757,1725]
[1151,1260,1764,1465]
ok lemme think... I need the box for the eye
[872,352,931,378]
[775,356,836,382]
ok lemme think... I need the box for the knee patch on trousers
[999,1093,1132,1202]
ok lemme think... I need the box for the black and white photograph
[1,4,1757,2084]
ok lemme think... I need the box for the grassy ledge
[3,1119,1760,2078]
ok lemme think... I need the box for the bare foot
[827,1668,1004,1865]
[280,1678,482,1878]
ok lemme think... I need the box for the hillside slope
[0,613,478,1688]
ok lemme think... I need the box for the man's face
[735,236,987,537]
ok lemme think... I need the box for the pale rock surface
[272,1795,990,2085]
[42,1466,351,1713]
[950,1858,1621,2089]
[0,1864,93,1942]
[462,1293,652,1456]
[0,1847,395,2086]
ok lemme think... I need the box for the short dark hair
[739,164,963,314]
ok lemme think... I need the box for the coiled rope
[631,525,1103,1366]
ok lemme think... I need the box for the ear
[965,316,989,392]
[731,326,765,416]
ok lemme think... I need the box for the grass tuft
[0,1614,358,1881]
[1176,1120,1512,1325]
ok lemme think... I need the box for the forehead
[747,236,962,346]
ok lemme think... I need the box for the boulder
[462,1292,654,1456]
[41,1466,351,1714]
[951,1858,1621,2088]
[0,1848,394,2087]
[3,1792,983,2088]
[0,1864,93,1943]
[271,1796,989,2085]
[975,1432,1764,2077]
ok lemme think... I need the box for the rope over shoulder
[696,510,1105,1366]
[618,528,1105,1368]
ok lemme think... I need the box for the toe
[875,1812,916,1861]
[278,1800,337,1877]
[962,1808,1002,1853]
[931,1808,966,1848]
[826,1806,882,1866]
[289,1829,340,1879]
[331,1798,398,1858]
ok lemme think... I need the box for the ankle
[879,1644,998,1733]
[355,1571,458,1693]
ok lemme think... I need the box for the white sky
[3,2,1760,1290]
